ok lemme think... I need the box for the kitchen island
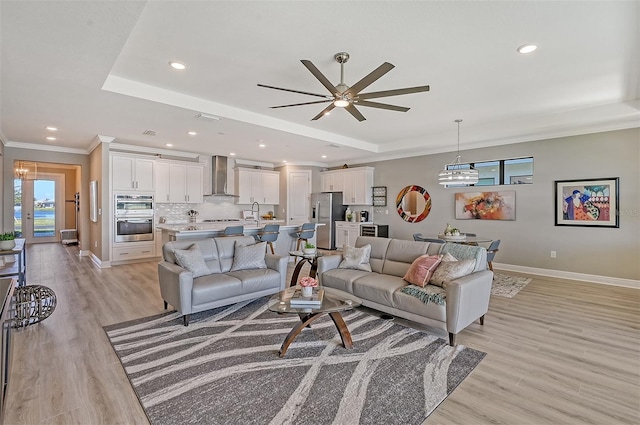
[157,220,319,259]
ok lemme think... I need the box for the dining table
[429,235,493,245]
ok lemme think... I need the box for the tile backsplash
[155,198,276,223]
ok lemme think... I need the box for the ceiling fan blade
[344,62,395,97]
[257,84,331,99]
[345,104,366,121]
[357,85,430,100]
[355,100,410,112]
[301,60,339,96]
[311,103,336,121]
[270,99,332,109]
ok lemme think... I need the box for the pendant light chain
[438,119,479,186]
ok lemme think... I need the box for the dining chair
[413,233,446,243]
[223,225,244,237]
[486,239,501,271]
[289,223,316,263]
[255,224,280,254]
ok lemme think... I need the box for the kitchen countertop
[158,219,297,235]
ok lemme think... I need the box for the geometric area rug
[104,297,486,425]
[491,273,533,298]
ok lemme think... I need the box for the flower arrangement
[299,277,318,288]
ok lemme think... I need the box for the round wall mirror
[396,185,432,222]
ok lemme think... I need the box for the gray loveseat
[317,236,493,345]
[158,236,287,325]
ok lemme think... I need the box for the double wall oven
[114,194,154,243]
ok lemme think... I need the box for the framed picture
[90,180,98,223]
[454,191,516,220]
[554,177,619,227]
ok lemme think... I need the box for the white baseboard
[493,262,640,289]
[78,249,90,257]
[89,252,111,268]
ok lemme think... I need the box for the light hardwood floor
[4,243,639,424]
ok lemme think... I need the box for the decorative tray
[438,234,467,241]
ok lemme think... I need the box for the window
[448,157,533,186]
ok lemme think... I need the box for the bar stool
[289,222,316,264]
[255,224,280,254]
[223,225,244,237]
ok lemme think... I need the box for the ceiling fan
[258,52,430,122]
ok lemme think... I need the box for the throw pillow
[338,244,372,272]
[429,258,476,287]
[403,254,443,287]
[173,244,211,278]
[230,241,267,271]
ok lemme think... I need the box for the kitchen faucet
[251,201,260,226]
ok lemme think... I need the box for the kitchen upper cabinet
[320,167,374,205]
[321,172,344,192]
[155,161,204,204]
[235,169,280,204]
[112,155,154,192]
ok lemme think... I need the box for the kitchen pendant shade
[438,119,478,186]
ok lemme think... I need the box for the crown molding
[109,142,199,159]
[4,141,88,155]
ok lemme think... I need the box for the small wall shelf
[372,186,387,206]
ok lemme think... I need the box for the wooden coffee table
[268,287,361,357]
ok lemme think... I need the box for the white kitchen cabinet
[321,171,344,192]
[343,167,374,205]
[155,161,204,204]
[235,169,280,204]
[112,155,154,192]
[320,167,374,205]
[112,242,155,262]
[335,221,361,249]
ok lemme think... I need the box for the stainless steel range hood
[206,155,238,197]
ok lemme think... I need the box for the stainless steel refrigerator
[311,192,347,250]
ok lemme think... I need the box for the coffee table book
[288,287,324,307]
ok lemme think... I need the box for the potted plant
[0,232,16,250]
[303,242,316,255]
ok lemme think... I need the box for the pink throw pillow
[403,255,443,287]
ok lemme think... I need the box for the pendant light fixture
[438,119,479,186]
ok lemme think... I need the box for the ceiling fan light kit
[258,52,430,121]
[438,119,479,186]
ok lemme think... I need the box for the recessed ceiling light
[166,143,173,147]
[322,155,327,159]
[282,160,287,163]
[187,131,197,136]
[258,143,266,148]
[169,61,186,70]
[45,126,58,131]
[229,152,236,156]
[46,136,56,141]
[517,44,537,54]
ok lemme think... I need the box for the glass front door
[14,175,64,243]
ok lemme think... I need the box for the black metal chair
[486,239,501,271]
[255,224,280,254]
[223,225,244,237]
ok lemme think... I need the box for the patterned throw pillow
[230,241,267,271]
[173,244,211,278]
[338,244,372,272]
[403,254,443,287]
[429,253,476,287]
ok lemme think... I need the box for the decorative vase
[0,240,15,251]
[303,248,315,255]
[301,286,313,297]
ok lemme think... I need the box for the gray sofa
[158,236,287,325]
[317,236,493,345]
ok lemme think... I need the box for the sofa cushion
[429,255,476,287]
[226,268,281,293]
[352,273,407,307]
[321,268,373,294]
[339,244,372,272]
[355,237,391,273]
[393,287,447,322]
[173,244,211,278]
[231,241,267,271]
[382,239,429,277]
[403,254,443,287]
[192,273,243,306]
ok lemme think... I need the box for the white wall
[362,128,639,281]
